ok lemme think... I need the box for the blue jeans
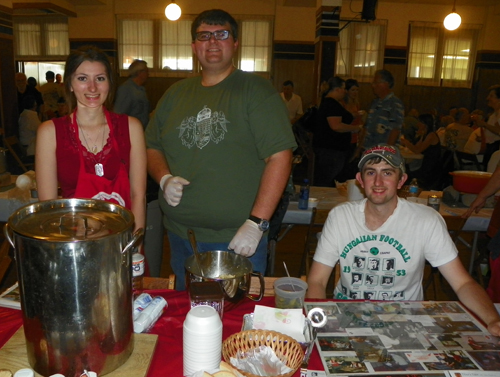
[167,231,268,290]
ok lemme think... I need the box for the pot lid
[8,198,133,241]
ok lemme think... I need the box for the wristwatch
[248,215,270,232]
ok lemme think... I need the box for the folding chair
[424,216,467,300]
[266,191,291,276]
[299,207,330,276]
[454,150,483,171]
[1,131,35,173]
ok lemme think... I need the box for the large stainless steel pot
[4,198,143,377]
[185,250,264,304]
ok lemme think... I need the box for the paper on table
[252,305,305,342]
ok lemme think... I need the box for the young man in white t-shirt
[307,144,500,336]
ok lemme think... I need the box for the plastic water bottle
[298,179,310,210]
[408,178,419,197]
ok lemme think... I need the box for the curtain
[14,17,68,58]
[44,22,69,56]
[240,21,270,72]
[120,20,154,69]
[160,20,192,70]
[408,22,480,88]
[336,20,387,82]
[15,22,41,56]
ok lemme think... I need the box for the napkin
[252,305,305,342]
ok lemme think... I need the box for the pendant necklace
[78,120,106,177]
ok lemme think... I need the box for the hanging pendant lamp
[444,0,461,31]
[165,0,181,21]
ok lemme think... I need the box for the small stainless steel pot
[185,250,264,304]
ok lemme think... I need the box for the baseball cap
[358,144,406,174]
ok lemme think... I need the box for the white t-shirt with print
[313,197,458,301]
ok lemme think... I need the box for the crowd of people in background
[285,69,500,192]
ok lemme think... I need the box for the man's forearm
[250,149,292,220]
[146,148,171,184]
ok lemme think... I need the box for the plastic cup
[273,277,308,309]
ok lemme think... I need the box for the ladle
[188,229,204,277]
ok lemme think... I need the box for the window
[117,16,273,76]
[335,20,387,82]
[239,21,271,72]
[407,22,481,88]
[160,20,193,70]
[14,16,69,59]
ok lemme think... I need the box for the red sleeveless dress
[54,109,132,208]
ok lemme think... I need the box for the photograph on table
[370,351,425,372]
[468,350,500,370]
[308,300,497,376]
[322,353,368,374]
[420,350,477,371]
[317,335,353,351]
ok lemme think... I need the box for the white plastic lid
[14,369,34,377]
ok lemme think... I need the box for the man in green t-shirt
[145,9,296,289]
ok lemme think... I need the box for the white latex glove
[160,174,190,207]
[228,219,263,257]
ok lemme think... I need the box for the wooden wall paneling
[474,68,500,115]
[0,37,16,137]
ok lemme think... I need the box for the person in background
[471,85,500,169]
[54,96,69,118]
[470,109,485,130]
[306,144,500,336]
[145,9,296,290]
[15,72,43,117]
[36,45,146,233]
[401,116,420,145]
[357,70,404,154]
[313,76,361,187]
[464,159,500,303]
[27,76,38,89]
[445,108,472,152]
[339,78,366,180]
[55,73,64,86]
[18,95,40,156]
[114,59,151,129]
[280,80,303,125]
[38,70,64,120]
[400,114,442,190]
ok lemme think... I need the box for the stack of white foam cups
[183,305,223,376]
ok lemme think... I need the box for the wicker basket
[222,330,304,377]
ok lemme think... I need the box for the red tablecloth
[0,289,323,376]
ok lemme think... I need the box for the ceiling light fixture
[443,0,461,31]
[165,0,181,21]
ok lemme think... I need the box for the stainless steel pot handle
[121,228,144,255]
[3,223,15,249]
[247,272,265,302]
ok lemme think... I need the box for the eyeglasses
[195,30,231,41]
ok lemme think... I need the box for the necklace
[77,120,106,177]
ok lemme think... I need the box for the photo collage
[304,301,500,376]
